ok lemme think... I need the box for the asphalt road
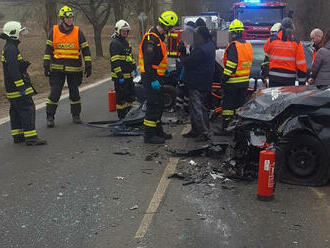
[0,81,329,248]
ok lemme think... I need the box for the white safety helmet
[270,22,281,34]
[2,21,26,40]
[114,20,131,35]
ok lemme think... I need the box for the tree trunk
[93,25,103,57]
[112,0,123,21]
[45,0,57,37]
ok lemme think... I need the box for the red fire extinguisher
[108,89,116,112]
[257,149,275,201]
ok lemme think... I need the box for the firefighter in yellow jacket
[221,19,253,133]
[43,5,92,128]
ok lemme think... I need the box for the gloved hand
[119,78,125,84]
[19,90,26,96]
[44,65,51,77]
[133,69,139,78]
[164,70,170,77]
[151,80,161,91]
[85,66,92,78]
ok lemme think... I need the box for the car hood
[237,86,330,122]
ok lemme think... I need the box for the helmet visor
[64,12,74,18]
[20,27,28,36]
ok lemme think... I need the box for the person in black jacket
[43,6,92,128]
[181,26,215,142]
[1,21,46,145]
[110,20,137,119]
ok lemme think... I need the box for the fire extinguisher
[108,89,116,112]
[257,149,275,201]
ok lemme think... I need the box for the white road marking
[0,78,111,126]
[135,124,190,239]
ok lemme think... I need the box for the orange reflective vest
[264,31,307,75]
[139,32,168,76]
[53,25,80,60]
[223,41,253,83]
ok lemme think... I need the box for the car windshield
[237,7,283,25]
[250,41,265,79]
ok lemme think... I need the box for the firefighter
[139,10,178,144]
[263,17,307,87]
[110,20,137,119]
[310,28,323,63]
[261,22,281,80]
[44,5,92,128]
[1,21,46,145]
[221,19,253,133]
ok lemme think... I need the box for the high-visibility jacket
[139,31,168,76]
[109,35,136,80]
[1,38,35,100]
[264,31,307,83]
[43,24,92,73]
[223,41,253,84]
[53,25,80,59]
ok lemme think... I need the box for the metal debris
[129,204,139,210]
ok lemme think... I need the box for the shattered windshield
[237,7,283,25]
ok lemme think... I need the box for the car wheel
[162,85,177,109]
[278,134,329,186]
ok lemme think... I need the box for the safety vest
[223,41,253,83]
[53,25,80,60]
[266,31,306,74]
[139,32,168,76]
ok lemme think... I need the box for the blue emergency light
[243,0,261,3]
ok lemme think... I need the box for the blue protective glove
[119,78,125,84]
[20,90,26,96]
[133,70,139,78]
[164,70,170,77]
[151,80,161,91]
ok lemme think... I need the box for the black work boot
[144,135,165,144]
[215,117,233,136]
[25,137,47,146]
[47,116,55,128]
[72,115,82,124]
[13,136,25,144]
[144,126,165,144]
[182,130,199,138]
[156,123,172,140]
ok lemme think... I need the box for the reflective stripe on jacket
[223,41,253,84]
[264,31,307,75]
[139,32,168,76]
[53,25,80,60]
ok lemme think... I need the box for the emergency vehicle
[233,0,287,40]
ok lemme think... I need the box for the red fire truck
[233,0,287,40]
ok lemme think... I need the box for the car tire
[277,134,329,186]
[162,85,177,110]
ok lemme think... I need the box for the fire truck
[233,0,287,40]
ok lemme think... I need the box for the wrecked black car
[231,85,330,186]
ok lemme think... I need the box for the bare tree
[45,0,57,37]
[67,0,112,57]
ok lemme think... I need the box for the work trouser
[9,96,37,140]
[176,81,189,114]
[46,71,83,118]
[222,83,247,128]
[143,87,164,138]
[188,89,211,138]
[114,78,136,119]
[269,76,296,88]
